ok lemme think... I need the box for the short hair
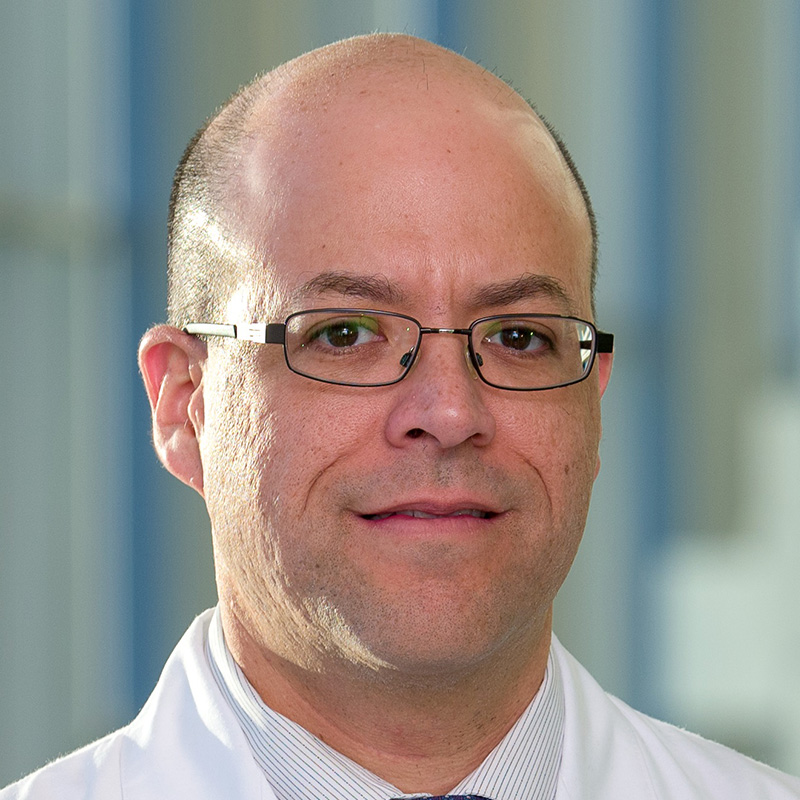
[534,109,598,307]
[166,40,598,328]
[166,79,263,329]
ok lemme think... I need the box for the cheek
[503,389,601,509]
[246,383,388,515]
[510,397,601,596]
[199,357,276,529]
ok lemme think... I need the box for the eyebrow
[467,273,576,314]
[293,271,407,305]
[293,269,575,314]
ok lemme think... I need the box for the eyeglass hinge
[237,323,267,343]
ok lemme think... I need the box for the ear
[597,351,613,398]
[138,325,207,496]
[594,351,614,479]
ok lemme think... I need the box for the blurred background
[2,0,800,785]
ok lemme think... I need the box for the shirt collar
[207,606,564,800]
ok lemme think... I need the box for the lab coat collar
[122,610,276,800]
[554,635,656,799]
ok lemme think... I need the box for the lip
[366,509,492,521]
[357,499,503,522]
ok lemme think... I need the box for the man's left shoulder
[608,689,800,797]
[553,637,800,798]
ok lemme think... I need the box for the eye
[483,322,552,353]
[307,316,383,349]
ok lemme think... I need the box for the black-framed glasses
[184,309,614,391]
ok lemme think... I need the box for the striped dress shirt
[206,607,564,800]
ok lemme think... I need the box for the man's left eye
[485,325,550,352]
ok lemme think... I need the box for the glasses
[184,309,614,391]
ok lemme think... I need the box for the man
[4,32,799,799]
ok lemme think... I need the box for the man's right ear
[138,325,207,497]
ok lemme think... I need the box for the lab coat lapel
[554,636,656,799]
[121,610,278,800]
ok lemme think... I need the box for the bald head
[167,33,596,328]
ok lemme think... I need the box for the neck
[220,603,553,794]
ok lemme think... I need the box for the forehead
[224,51,593,319]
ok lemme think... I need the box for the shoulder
[0,732,126,800]
[552,637,800,799]
[0,609,259,800]
[603,689,800,797]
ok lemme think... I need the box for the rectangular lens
[473,316,593,389]
[285,310,418,385]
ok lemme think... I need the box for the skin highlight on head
[139,33,612,794]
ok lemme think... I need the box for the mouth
[361,508,498,521]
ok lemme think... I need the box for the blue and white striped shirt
[206,607,563,800]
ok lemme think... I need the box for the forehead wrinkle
[467,273,577,316]
[291,271,409,307]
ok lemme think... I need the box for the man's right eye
[308,318,382,349]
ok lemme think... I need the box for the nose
[384,335,496,450]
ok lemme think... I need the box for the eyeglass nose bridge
[399,326,482,378]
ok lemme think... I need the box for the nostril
[407,428,424,439]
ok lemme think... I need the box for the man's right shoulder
[0,729,126,800]
[0,610,266,800]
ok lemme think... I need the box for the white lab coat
[4,609,800,799]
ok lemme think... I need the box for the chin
[337,601,550,683]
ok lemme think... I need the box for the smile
[362,509,495,521]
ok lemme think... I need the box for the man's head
[140,33,612,686]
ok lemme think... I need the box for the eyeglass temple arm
[596,331,614,353]
[579,332,614,352]
[183,322,286,344]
